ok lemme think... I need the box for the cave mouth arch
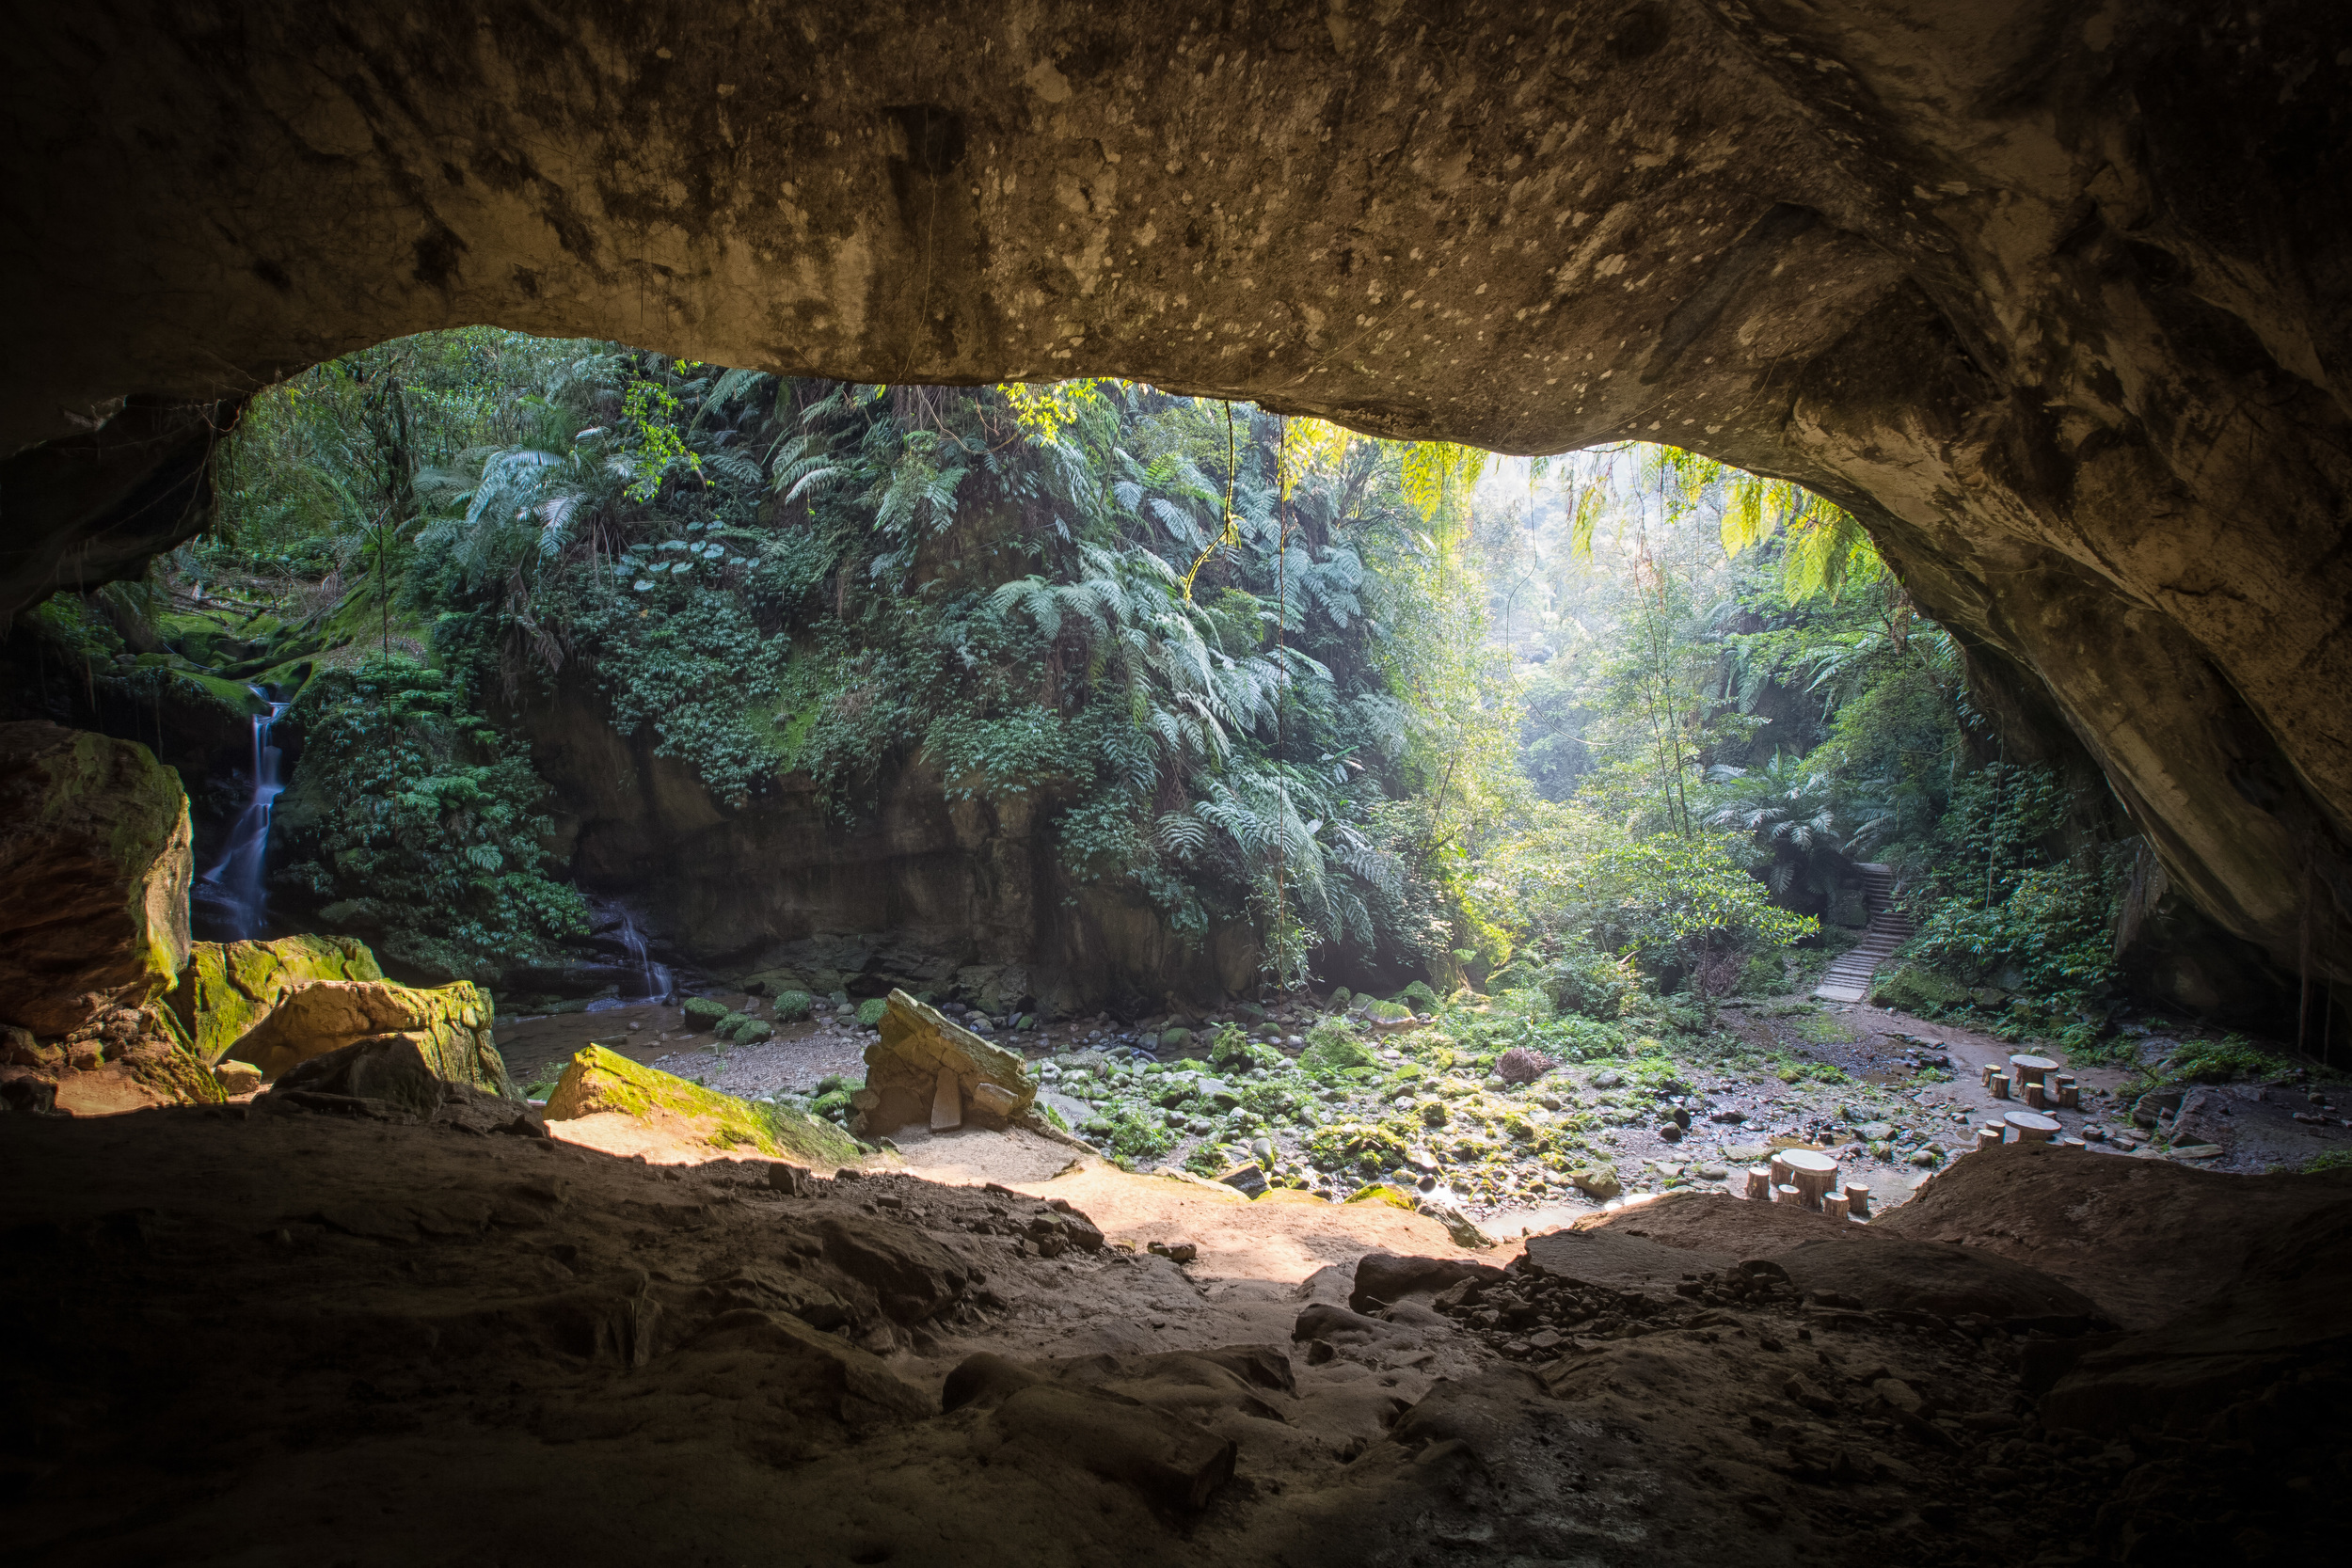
[3,0,2347,996]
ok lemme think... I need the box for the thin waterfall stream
[194,689,291,941]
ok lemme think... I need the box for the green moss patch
[545,1044,860,1165]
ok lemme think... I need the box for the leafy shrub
[682,997,729,1030]
[1092,1102,1177,1165]
[1540,942,1639,1020]
[854,997,887,1028]
[277,661,586,978]
[2167,1034,2293,1085]
[771,990,814,1022]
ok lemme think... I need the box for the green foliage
[2165,1034,2294,1085]
[1092,1101,1178,1165]
[277,661,586,977]
[855,998,887,1028]
[771,990,814,1022]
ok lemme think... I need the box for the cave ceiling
[1,0,2346,984]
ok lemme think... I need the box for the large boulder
[167,933,385,1065]
[0,722,190,1035]
[262,1034,547,1136]
[225,977,513,1100]
[859,989,1035,1136]
[544,1044,861,1166]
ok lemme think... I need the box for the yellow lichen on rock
[544,1044,861,1166]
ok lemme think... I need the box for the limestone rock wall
[2,2,2346,993]
[0,721,191,1035]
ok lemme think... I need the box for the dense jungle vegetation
[24,328,2141,1051]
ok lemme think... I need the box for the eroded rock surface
[2,1106,2344,1565]
[0,721,190,1035]
[2,3,2347,984]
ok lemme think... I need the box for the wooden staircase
[1812,863,1912,1004]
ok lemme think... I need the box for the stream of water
[193,690,292,942]
[613,906,673,1002]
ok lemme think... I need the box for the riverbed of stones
[590,988,2207,1231]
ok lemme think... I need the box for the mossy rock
[1569,1164,1623,1200]
[1869,964,1969,1014]
[1398,981,1439,1010]
[544,1044,859,1165]
[1344,1183,1419,1210]
[682,996,730,1031]
[771,990,814,1022]
[1363,999,1414,1024]
[168,933,385,1065]
[722,1013,775,1046]
[1302,1023,1374,1077]
[855,997,887,1028]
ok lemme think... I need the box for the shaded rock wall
[0,721,191,1034]
[511,672,1259,1010]
[3,1,2346,992]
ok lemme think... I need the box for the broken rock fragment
[858,989,1034,1136]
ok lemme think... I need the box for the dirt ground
[5,1087,2346,1566]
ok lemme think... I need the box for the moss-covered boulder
[167,934,385,1064]
[225,977,513,1098]
[1870,964,1968,1014]
[0,722,191,1035]
[859,989,1035,1135]
[682,996,729,1031]
[543,1044,860,1165]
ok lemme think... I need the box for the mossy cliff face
[544,1043,861,1166]
[2,3,2348,988]
[0,721,191,1035]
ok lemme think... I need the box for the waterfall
[195,690,292,942]
[614,907,673,1001]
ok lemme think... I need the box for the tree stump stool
[1980,1063,1999,1089]
[2010,1053,2058,1086]
[1989,1072,2012,1100]
[1842,1180,1872,1219]
[1743,1165,1772,1201]
[1975,1121,2007,1152]
[1772,1182,1804,1205]
[2023,1081,2049,1109]
[2006,1109,2060,1145]
[2055,1074,2079,1109]
[1782,1149,1839,1210]
[1768,1152,1793,1189]
[1822,1192,1851,1220]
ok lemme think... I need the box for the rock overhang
[0,0,2345,991]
